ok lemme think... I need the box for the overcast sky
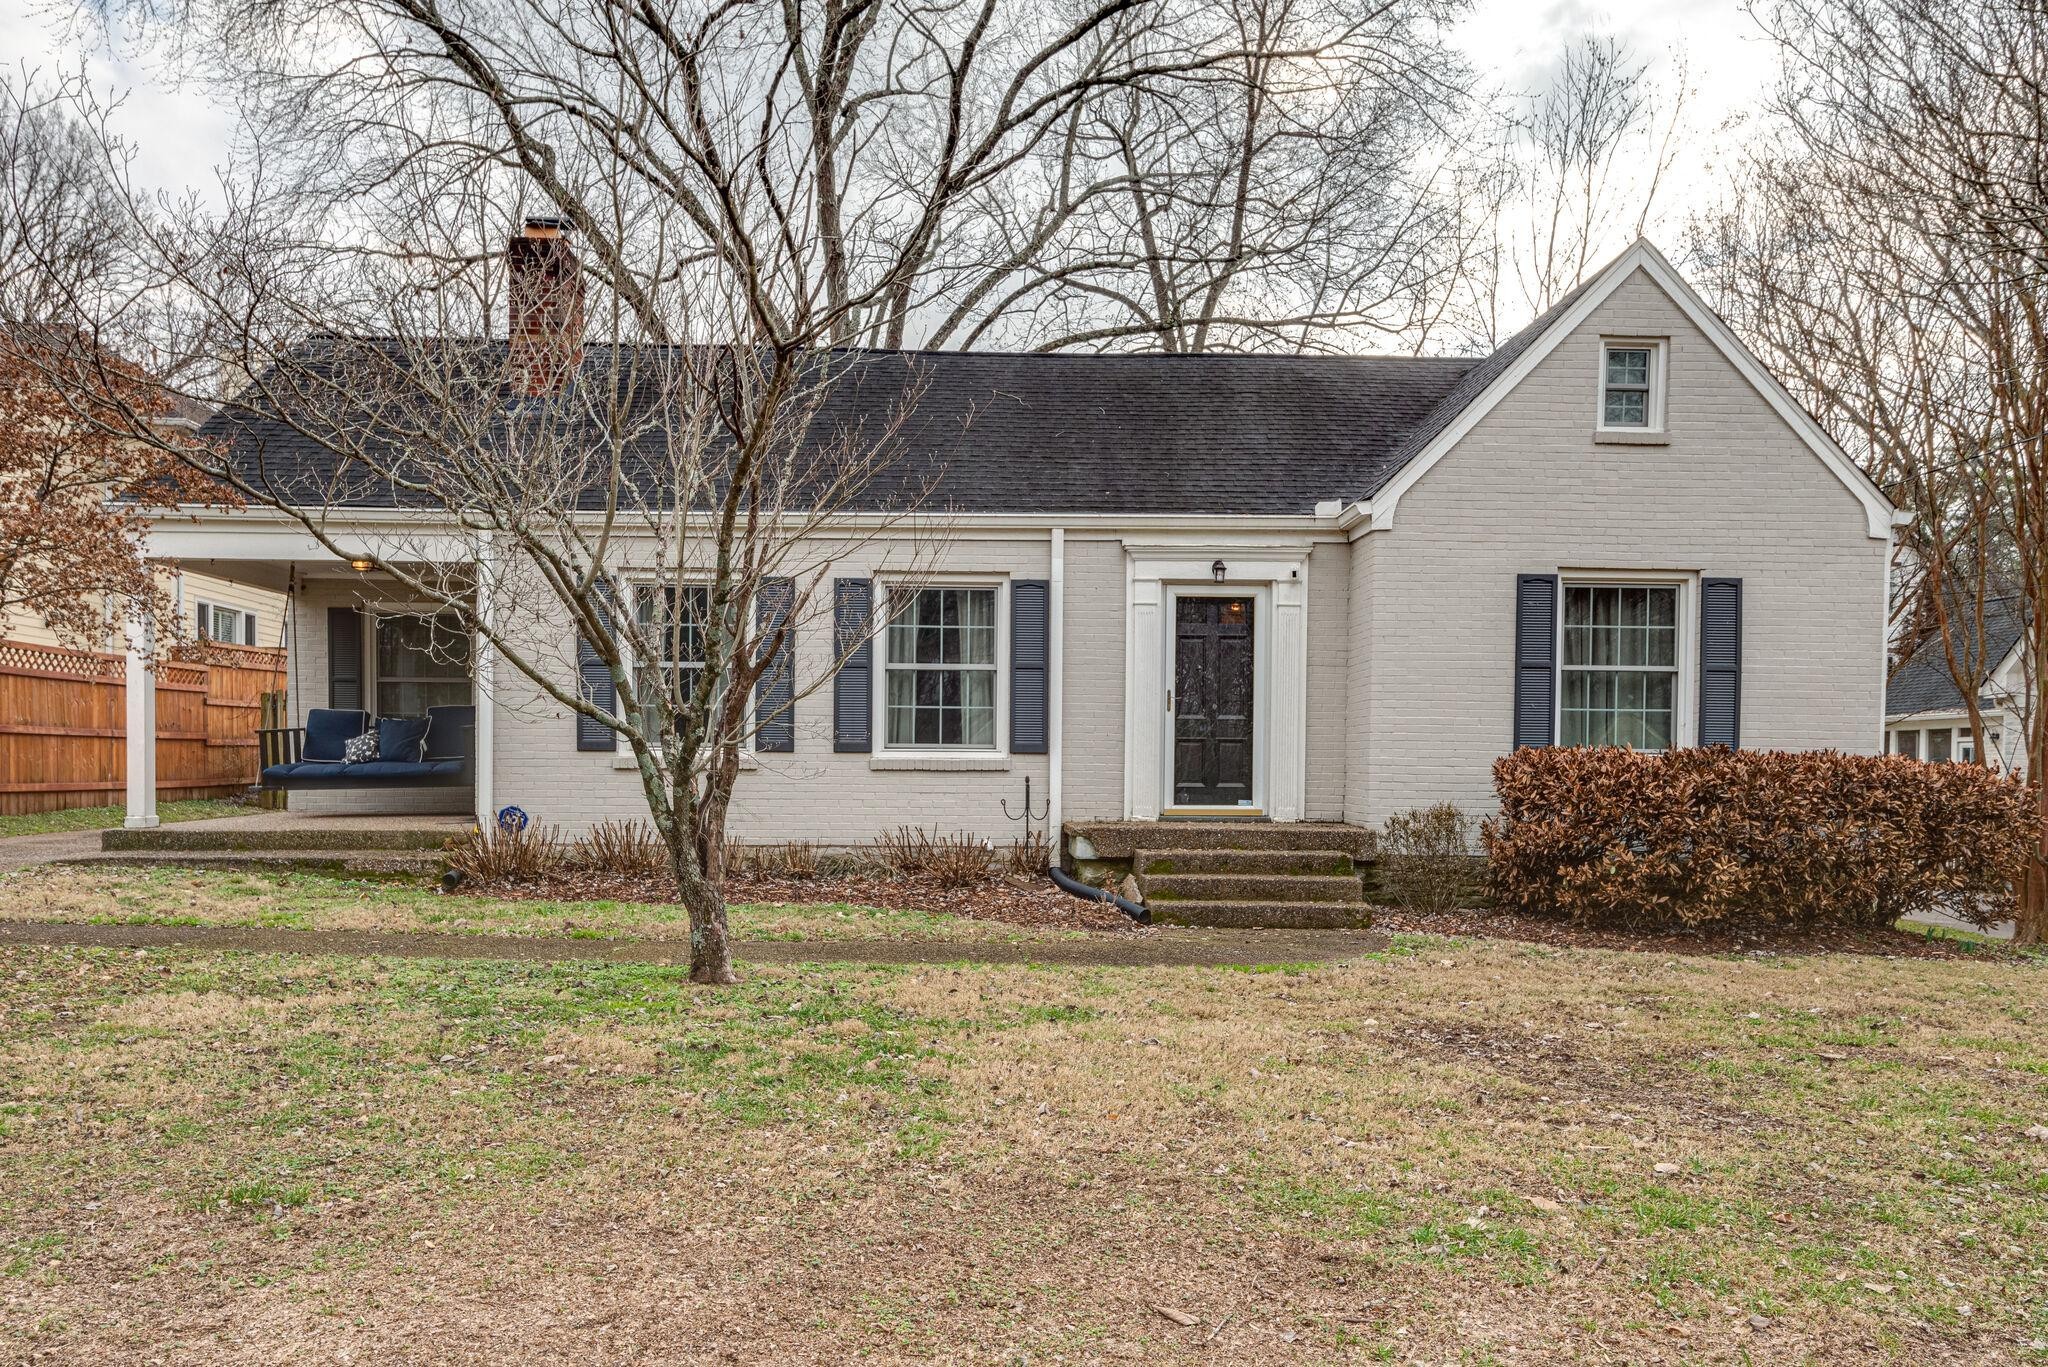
[3,0,1772,233]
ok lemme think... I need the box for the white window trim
[195,600,257,646]
[1597,337,1666,434]
[873,575,1010,757]
[1555,570,1698,751]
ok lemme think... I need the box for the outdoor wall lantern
[1211,559,1227,583]
[348,555,375,573]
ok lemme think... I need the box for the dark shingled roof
[1887,597,2030,716]
[1363,272,1608,496]
[199,311,1601,515]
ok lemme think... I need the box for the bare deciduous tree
[0,81,219,652]
[17,0,1424,984]
[1692,0,2048,943]
[1452,34,1690,346]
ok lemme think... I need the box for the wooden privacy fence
[0,639,287,816]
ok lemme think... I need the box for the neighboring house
[128,229,1902,851]
[1,403,288,654]
[1885,595,2032,772]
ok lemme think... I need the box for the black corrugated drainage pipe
[1048,865,1149,925]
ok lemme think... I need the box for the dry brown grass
[0,865,1087,943]
[0,894,2044,1362]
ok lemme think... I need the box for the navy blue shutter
[1512,575,1559,748]
[328,607,363,710]
[754,577,796,753]
[832,578,873,753]
[1699,577,1743,748]
[575,585,618,752]
[1009,579,1050,754]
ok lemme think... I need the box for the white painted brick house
[131,234,1901,858]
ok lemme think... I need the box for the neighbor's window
[1600,342,1658,429]
[1924,727,1953,763]
[1889,729,1919,759]
[197,602,256,646]
[884,586,997,747]
[1956,729,1976,764]
[1560,583,1679,749]
[375,611,472,716]
[635,585,709,713]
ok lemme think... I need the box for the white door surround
[1124,546,1308,821]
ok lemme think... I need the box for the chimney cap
[521,214,573,237]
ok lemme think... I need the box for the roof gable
[1354,240,1903,541]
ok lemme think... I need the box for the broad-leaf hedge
[1484,747,2037,931]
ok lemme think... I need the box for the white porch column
[123,617,159,829]
[473,532,496,831]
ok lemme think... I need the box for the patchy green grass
[0,903,2043,1361]
[0,865,1084,943]
[0,800,244,841]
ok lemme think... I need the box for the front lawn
[0,799,244,841]
[1,867,2044,1360]
[0,865,1092,943]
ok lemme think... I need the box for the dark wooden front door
[1173,595,1255,806]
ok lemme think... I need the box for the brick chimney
[507,215,584,397]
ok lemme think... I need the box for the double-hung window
[374,611,472,715]
[635,585,709,716]
[197,601,257,646]
[1599,341,1661,430]
[1560,583,1679,749]
[883,586,997,748]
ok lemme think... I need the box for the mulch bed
[1371,905,2017,960]
[462,869,2021,957]
[466,869,1144,934]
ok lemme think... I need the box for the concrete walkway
[0,918,1388,968]
[1900,909,2016,941]
[0,829,108,873]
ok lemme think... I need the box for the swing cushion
[303,708,370,762]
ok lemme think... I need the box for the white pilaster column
[473,533,496,832]
[1047,527,1064,837]
[123,617,159,829]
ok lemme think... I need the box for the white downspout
[1048,527,1065,841]
[474,531,496,832]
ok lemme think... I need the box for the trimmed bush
[1379,803,1479,912]
[1485,747,2037,932]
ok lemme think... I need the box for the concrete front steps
[81,814,468,878]
[66,849,445,877]
[1066,821,1375,929]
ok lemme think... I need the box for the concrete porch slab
[101,810,474,852]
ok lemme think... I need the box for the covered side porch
[125,516,497,831]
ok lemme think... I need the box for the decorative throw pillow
[343,732,379,765]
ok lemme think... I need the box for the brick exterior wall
[1346,267,1888,825]
[1304,541,1349,820]
[486,537,1055,843]
[1058,535,1126,821]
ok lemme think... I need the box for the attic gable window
[1599,340,1663,431]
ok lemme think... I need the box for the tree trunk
[2020,787,2048,947]
[677,852,739,985]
